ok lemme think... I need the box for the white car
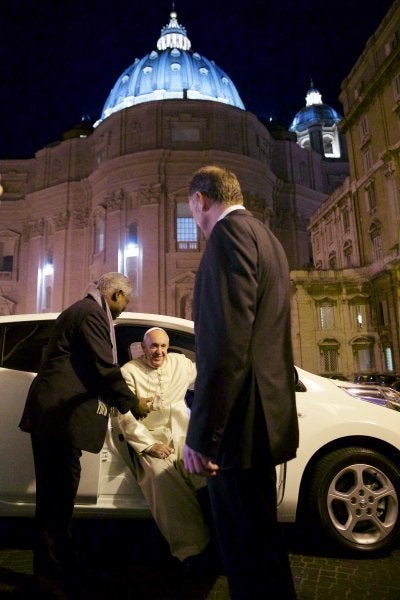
[1,312,400,556]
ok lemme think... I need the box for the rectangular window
[379,300,389,326]
[384,347,394,372]
[372,234,382,261]
[354,304,366,329]
[171,126,200,142]
[176,202,198,251]
[321,349,338,373]
[342,210,350,233]
[0,239,15,274]
[177,217,198,250]
[357,348,373,372]
[393,74,400,101]
[366,182,376,212]
[320,305,334,330]
[363,147,373,172]
[326,220,333,243]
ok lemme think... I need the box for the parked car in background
[1,313,400,557]
[355,373,400,391]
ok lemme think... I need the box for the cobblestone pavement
[1,518,400,599]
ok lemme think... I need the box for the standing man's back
[183,166,299,599]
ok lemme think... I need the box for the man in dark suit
[19,272,150,596]
[183,166,299,599]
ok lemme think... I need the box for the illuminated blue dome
[289,85,342,133]
[95,10,245,126]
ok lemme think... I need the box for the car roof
[0,313,60,324]
[0,311,194,333]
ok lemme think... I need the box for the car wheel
[307,447,400,554]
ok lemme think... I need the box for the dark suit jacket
[186,209,299,468]
[19,295,138,453]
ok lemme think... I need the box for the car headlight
[383,387,400,411]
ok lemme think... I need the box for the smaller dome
[289,84,342,133]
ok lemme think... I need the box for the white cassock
[118,353,210,561]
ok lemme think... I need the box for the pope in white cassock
[117,327,210,563]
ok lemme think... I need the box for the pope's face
[142,330,169,368]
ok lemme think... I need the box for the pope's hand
[146,443,174,459]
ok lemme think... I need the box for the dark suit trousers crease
[31,434,82,586]
[207,465,296,600]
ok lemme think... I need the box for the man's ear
[112,291,118,301]
[197,192,210,212]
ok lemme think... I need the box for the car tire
[307,447,400,555]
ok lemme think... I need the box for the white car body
[1,312,400,554]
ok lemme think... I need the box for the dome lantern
[94,9,244,127]
[157,10,191,51]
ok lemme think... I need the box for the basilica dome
[289,84,342,133]
[95,10,245,127]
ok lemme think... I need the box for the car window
[0,321,55,372]
[115,325,195,366]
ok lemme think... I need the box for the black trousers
[207,464,296,600]
[31,434,82,590]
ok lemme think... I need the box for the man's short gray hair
[188,165,243,207]
[97,272,132,297]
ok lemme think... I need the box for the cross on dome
[305,80,323,107]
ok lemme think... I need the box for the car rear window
[0,321,55,373]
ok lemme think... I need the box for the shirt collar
[217,204,246,222]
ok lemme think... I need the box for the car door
[0,319,101,513]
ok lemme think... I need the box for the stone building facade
[293,0,400,380]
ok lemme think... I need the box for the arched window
[343,240,353,267]
[328,251,336,269]
[323,135,333,156]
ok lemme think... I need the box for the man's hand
[132,397,151,419]
[183,443,219,477]
[145,443,174,459]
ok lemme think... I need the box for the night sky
[0,0,395,159]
